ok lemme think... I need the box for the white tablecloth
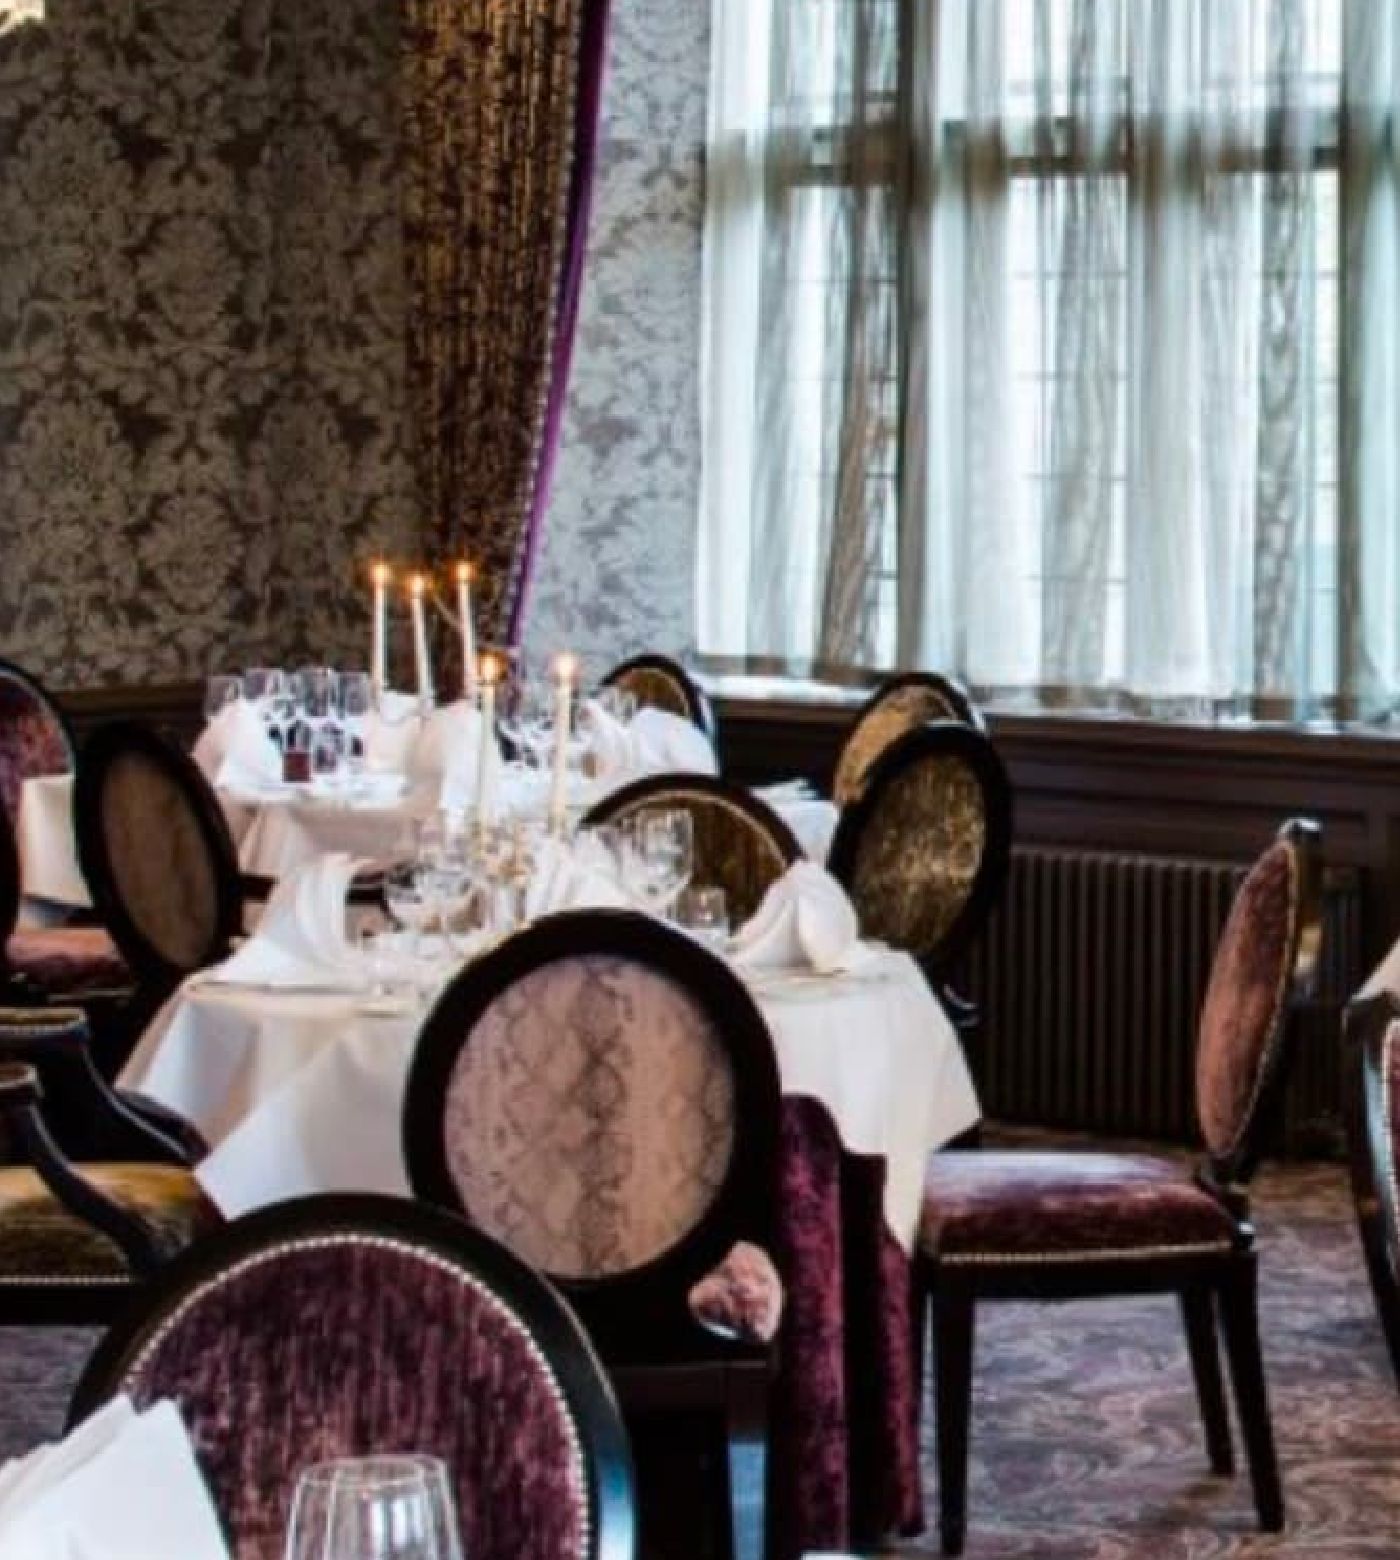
[18,774,839,902]
[120,947,978,1249]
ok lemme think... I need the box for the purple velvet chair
[599,653,716,741]
[403,908,785,1560]
[1344,988,1400,1391]
[0,658,73,833]
[68,1193,636,1560]
[915,817,1324,1554]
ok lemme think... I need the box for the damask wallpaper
[0,0,703,689]
[0,0,419,687]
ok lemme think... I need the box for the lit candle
[549,653,576,834]
[476,654,498,826]
[370,561,392,697]
[455,562,478,702]
[408,573,434,707]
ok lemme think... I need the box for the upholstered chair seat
[0,1162,216,1280]
[920,1153,1238,1265]
[687,1239,785,1345]
[5,927,130,995]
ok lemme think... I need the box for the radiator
[962,846,1366,1155]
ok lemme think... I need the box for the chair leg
[933,1290,976,1557]
[1217,1260,1284,1532]
[1180,1286,1234,1475]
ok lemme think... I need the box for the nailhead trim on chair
[123,1231,593,1555]
[939,1238,1234,1267]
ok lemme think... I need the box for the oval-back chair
[582,773,801,927]
[0,658,74,830]
[1345,988,1400,1392]
[599,654,716,742]
[832,672,985,807]
[69,1193,636,1560]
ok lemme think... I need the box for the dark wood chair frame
[916,817,1324,1555]
[828,719,1013,1028]
[68,1191,638,1560]
[599,654,717,743]
[1344,988,1400,1392]
[403,908,782,1560]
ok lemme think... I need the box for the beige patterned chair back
[829,721,1012,970]
[583,776,801,924]
[443,954,736,1279]
[833,675,982,806]
[599,654,714,737]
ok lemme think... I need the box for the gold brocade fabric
[833,685,967,805]
[610,666,693,721]
[401,0,586,638]
[846,755,987,960]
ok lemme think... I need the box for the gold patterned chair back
[582,775,801,925]
[600,654,714,737]
[833,673,983,807]
[829,721,1011,970]
[74,723,243,985]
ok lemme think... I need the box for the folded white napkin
[584,702,718,786]
[729,861,862,974]
[193,699,281,793]
[754,778,817,804]
[362,689,422,773]
[0,1396,229,1560]
[524,834,635,920]
[204,853,366,989]
[410,700,503,813]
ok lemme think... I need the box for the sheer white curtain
[701,0,1400,719]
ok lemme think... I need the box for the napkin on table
[583,702,718,785]
[524,834,635,919]
[729,861,863,975]
[193,699,282,794]
[410,700,503,813]
[203,853,367,990]
[0,1395,229,1560]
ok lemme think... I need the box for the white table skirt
[120,948,978,1249]
[18,775,839,904]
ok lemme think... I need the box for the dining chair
[0,1007,216,1325]
[403,909,784,1560]
[69,1192,637,1560]
[828,720,1012,1033]
[0,657,75,831]
[599,653,716,741]
[582,772,801,926]
[832,672,985,807]
[915,818,1324,1555]
[1344,987,1400,1392]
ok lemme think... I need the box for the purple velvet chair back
[1345,993,1400,1390]
[69,1196,635,1560]
[0,661,73,829]
[1194,820,1322,1177]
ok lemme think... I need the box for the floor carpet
[2,1151,1399,1558]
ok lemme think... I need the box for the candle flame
[455,561,473,584]
[554,652,578,685]
[371,561,392,587]
[408,573,427,598]
[479,653,500,685]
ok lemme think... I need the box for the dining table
[120,943,980,1559]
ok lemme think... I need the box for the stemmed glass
[285,1455,462,1560]
[203,675,242,722]
[621,809,694,918]
[340,671,374,792]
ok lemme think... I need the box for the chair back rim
[1196,816,1324,1191]
[827,718,1013,970]
[598,654,714,739]
[73,720,243,987]
[403,908,782,1333]
[0,657,77,773]
[67,1191,636,1560]
[833,671,985,805]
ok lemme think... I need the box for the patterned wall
[522,0,708,680]
[0,0,704,689]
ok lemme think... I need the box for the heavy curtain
[702,0,1400,720]
[401,0,610,647]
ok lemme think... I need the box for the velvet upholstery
[834,683,969,806]
[1195,840,1298,1161]
[586,782,798,924]
[5,927,129,994]
[687,1239,785,1345]
[919,1152,1237,1264]
[445,954,736,1280]
[0,668,71,828]
[843,753,987,958]
[0,1163,215,1280]
[114,1232,595,1560]
[96,750,224,971]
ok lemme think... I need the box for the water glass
[203,674,242,721]
[624,808,695,916]
[284,1455,462,1560]
[676,885,729,951]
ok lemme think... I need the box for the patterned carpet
[2,1152,1399,1559]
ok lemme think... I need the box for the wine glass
[203,674,242,722]
[622,808,694,917]
[340,671,374,788]
[284,1455,462,1560]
